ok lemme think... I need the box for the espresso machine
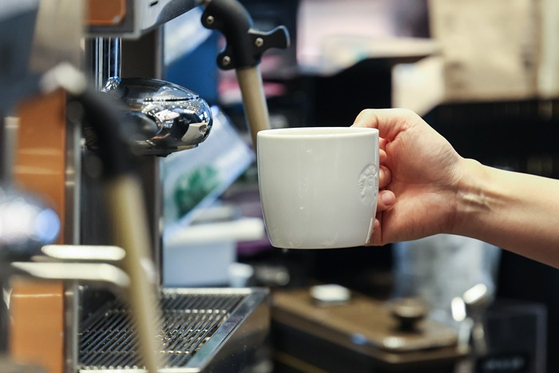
[0,0,288,372]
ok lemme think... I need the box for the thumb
[352,108,418,142]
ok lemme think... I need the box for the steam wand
[201,0,290,149]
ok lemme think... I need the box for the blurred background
[163,0,558,371]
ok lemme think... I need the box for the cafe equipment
[0,51,167,371]
[271,288,465,373]
[79,0,287,370]
[271,287,547,373]
[390,235,547,372]
[1,0,289,372]
[0,21,150,373]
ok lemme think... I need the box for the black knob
[387,298,428,331]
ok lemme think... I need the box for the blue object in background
[165,32,220,106]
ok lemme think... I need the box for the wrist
[450,158,491,237]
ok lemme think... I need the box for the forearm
[453,159,559,268]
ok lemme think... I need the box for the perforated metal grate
[78,291,246,369]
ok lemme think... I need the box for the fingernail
[351,120,364,128]
[382,191,395,205]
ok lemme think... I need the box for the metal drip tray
[77,288,269,372]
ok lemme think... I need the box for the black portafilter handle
[201,0,290,70]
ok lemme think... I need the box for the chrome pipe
[91,38,122,92]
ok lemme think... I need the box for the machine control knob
[387,298,428,332]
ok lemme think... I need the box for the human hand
[352,109,465,245]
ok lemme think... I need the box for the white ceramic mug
[257,127,379,249]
